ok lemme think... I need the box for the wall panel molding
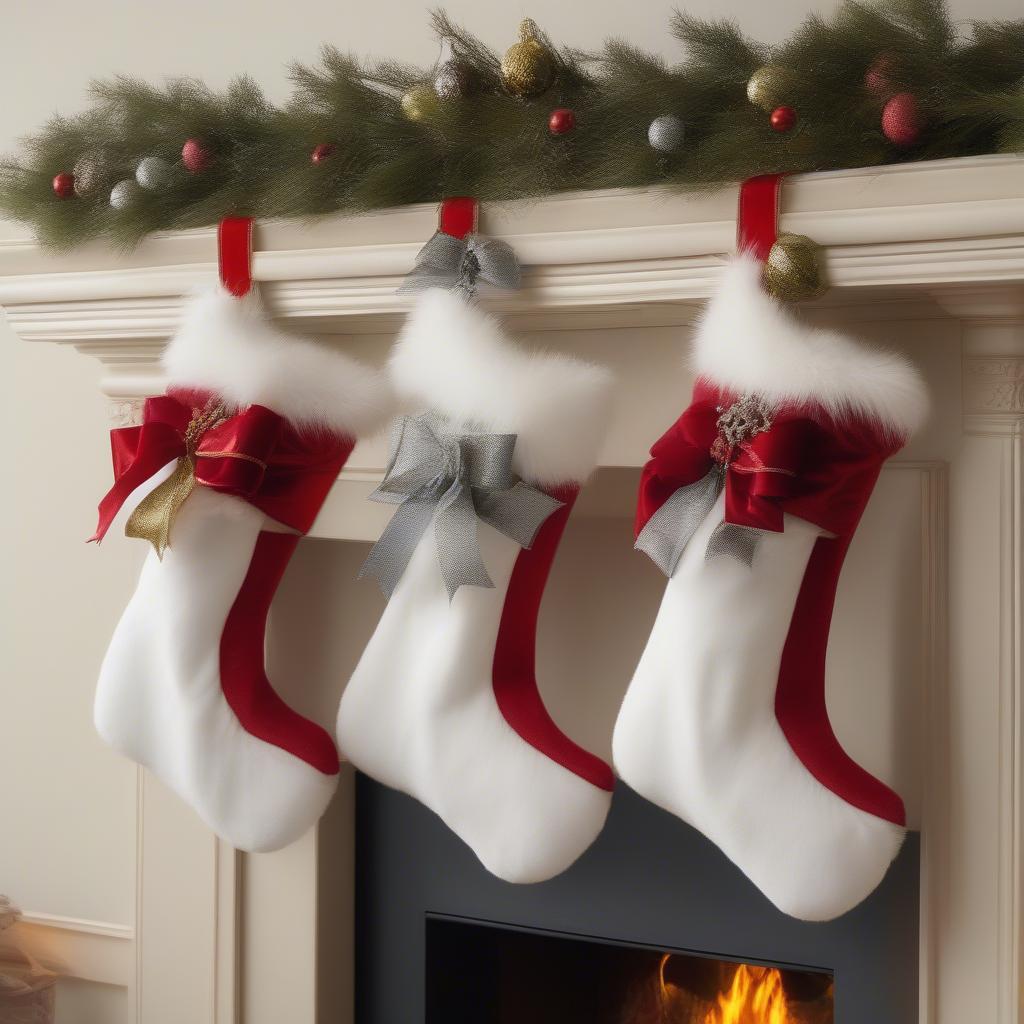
[1,914,134,987]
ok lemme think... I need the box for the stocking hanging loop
[218,216,254,297]
[401,197,520,295]
[438,196,478,240]
[737,173,785,261]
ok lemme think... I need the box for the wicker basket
[0,898,56,1024]
[0,950,57,1024]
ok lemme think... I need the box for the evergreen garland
[2,0,1021,250]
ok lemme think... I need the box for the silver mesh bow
[399,230,521,297]
[636,395,777,576]
[359,413,562,600]
[634,467,766,576]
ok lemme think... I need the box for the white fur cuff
[388,290,614,487]
[694,256,928,437]
[162,286,393,438]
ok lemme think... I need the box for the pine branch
[0,1,1020,250]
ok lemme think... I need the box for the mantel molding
[953,318,1024,436]
[0,155,1021,367]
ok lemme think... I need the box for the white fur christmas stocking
[92,288,391,852]
[337,290,615,883]
[613,256,928,921]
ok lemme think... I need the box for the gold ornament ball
[763,233,828,303]
[746,66,798,112]
[501,18,556,98]
[401,85,440,122]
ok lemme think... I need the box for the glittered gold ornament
[746,66,798,112]
[501,18,555,98]
[762,233,828,302]
[401,84,440,122]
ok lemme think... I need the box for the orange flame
[657,954,673,1002]
[703,963,791,1024]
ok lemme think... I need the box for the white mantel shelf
[0,154,1021,354]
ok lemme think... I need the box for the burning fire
[702,962,790,1024]
[654,955,795,1024]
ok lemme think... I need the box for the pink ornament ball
[181,138,211,174]
[882,92,924,147]
[864,54,896,96]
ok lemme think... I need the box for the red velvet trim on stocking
[218,217,254,297]
[492,486,616,792]
[776,532,907,826]
[220,528,341,775]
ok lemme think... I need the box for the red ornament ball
[882,92,924,147]
[52,172,75,198]
[548,108,576,136]
[311,143,336,164]
[181,138,211,174]
[769,106,797,133]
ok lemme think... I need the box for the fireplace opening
[425,916,834,1024]
[356,778,917,1022]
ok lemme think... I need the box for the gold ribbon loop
[125,399,226,558]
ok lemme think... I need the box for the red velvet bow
[92,390,352,542]
[636,381,898,545]
[636,390,812,539]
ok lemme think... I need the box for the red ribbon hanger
[736,173,785,262]
[439,196,478,240]
[218,216,254,296]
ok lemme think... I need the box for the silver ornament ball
[109,179,139,210]
[648,115,685,153]
[135,156,172,190]
[434,60,474,101]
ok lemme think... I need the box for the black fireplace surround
[354,776,919,1022]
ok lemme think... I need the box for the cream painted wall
[0,1,1017,1022]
